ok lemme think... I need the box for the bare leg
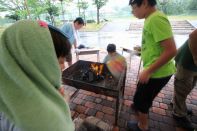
[138,112,148,130]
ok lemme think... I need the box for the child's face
[58,56,65,71]
[131,3,147,19]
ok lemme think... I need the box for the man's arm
[73,39,77,49]
[188,29,197,66]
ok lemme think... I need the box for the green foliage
[77,1,89,20]
[0,0,29,20]
[157,0,187,15]
[187,0,197,10]
[93,0,108,9]
[93,0,108,24]
[5,14,20,21]
[79,1,89,10]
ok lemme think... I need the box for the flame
[90,63,104,75]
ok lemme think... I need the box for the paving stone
[149,112,163,122]
[85,108,97,116]
[123,99,132,106]
[96,111,104,119]
[94,104,103,111]
[152,101,160,108]
[160,103,168,110]
[73,97,83,105]
[191,99,197,105]
[101,99,115,108]
[164,94,173,100]
[69,102,77,110]
[76,93,84,99]
[95,98,102,103]
[103,114,115,125]
[158,93,165,98]
[154,97,163,103]
[149,119,155,128]
[85,101,96,108]
[101,106,114,115]
[77,114,86,119]
[152,107,166,115]
[84,95,95,102]
[107,96,114,101]
[162,116,174,125]
[75,105,86,114]
[162,98,171,104]
[159,122,175,131]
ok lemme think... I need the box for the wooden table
[75,48,100,62]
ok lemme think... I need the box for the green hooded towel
[0,20,74,131]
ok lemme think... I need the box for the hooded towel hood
[0,20,74,131]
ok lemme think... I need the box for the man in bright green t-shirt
[127,0,177,130]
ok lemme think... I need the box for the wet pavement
[64,20,197,131]
[79,20,195,51]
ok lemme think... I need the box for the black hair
[48,25,71,58]
[129,0,156,7]
[74,17,85,25]
[107,43,116,53]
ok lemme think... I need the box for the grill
[62,60,127,125]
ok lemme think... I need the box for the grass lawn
[80,22,106,32]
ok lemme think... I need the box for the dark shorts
[65,52,72,62]
[133,75,172,114]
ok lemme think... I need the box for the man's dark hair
[74,17,85,25]
[48,25,71,58]
[129,0,156,7]
[107,43,116,53]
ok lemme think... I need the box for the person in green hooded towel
[0,20,75,131]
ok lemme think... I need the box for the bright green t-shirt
[141,11,176,78]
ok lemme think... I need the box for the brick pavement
[63,50,197,131]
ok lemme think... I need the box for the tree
[93,0,108,24]
[0,0,29,20]
[30,0,59,25]
[157,0,187,15]
[45,0,59,25]
[59,0,72,21]
[187,0,197,10]
[78,1,88,22]
[5,14,20,21]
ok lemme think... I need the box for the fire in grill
[80,63,105,82]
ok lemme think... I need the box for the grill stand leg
[115,95,119,125]
[115,93,123,126]
[97,51,100,62]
